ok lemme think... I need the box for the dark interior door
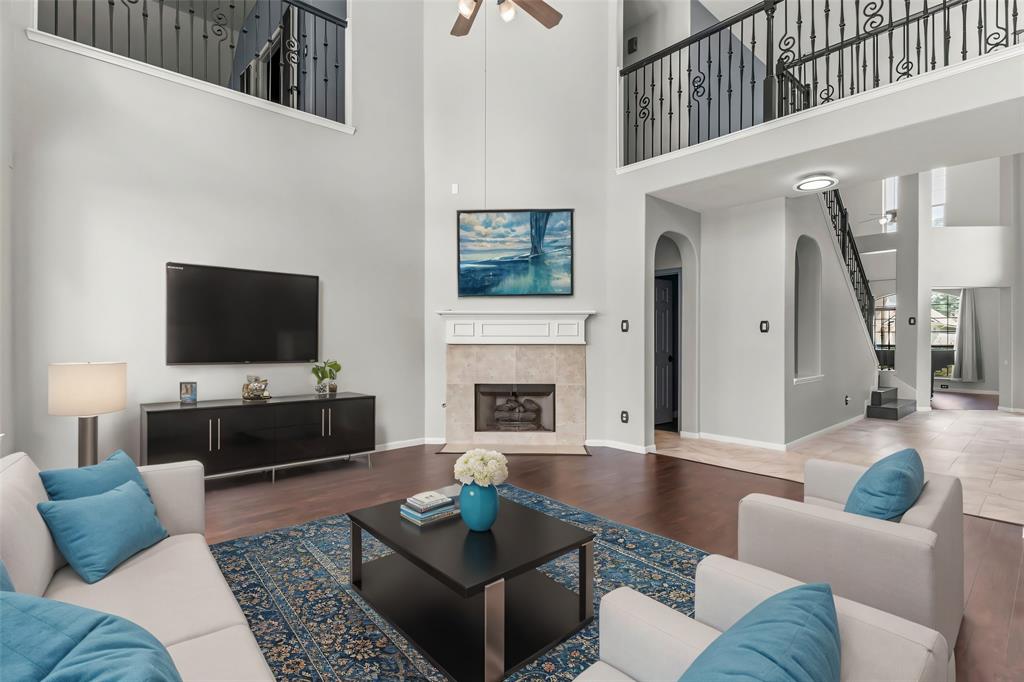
[654,275,679,427]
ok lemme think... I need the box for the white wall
[0,1,13,453]
[945,157,1002,227]
[698,198,786,445]
[421,0,611,443]
[7,0,425,468]
[785,196,876,442]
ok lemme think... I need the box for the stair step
[870,387,898,406]
[866,399,917,421]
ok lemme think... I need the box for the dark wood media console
[140,393,375,479]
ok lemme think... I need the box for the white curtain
[953,288,981,382]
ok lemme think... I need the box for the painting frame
[457,208,575,297]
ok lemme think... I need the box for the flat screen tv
[166,263,319,364]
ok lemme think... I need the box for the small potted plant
[311,359,341,394]
[453,449,508,532]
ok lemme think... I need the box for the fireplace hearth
[475,384,555,433]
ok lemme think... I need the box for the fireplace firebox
[474,384,556,433]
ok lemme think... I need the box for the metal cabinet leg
[484,578,505,682]
[580,541,594,621]
[351,521,362,589]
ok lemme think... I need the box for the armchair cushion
[844,449,925,520]
[680,583,840,682]
[37,481,168,584]
[39,450,152,501]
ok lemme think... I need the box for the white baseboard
[374,438,427,451]
[916,405,932,411]
[998,406,1024,413]
[680,431,700,438]
[698,432,786,451]
[784,414,864,450]
[423,437,446,445]
[584,439,648,454]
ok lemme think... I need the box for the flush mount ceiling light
[794,174,839,192]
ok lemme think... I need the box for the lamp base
[78,416,98,467]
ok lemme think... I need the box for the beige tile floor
[654,409,1024,525]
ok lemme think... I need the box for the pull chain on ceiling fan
[451,0,563,36]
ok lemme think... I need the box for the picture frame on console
[179,381,197,404]
[457,209,574,297]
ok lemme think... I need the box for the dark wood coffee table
[348,497,595,682]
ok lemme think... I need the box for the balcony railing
[823,188,875,336]
[39,0,347,124]
[620,0,1020,164]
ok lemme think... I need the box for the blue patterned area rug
[210,485,707,681]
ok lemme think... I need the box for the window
[881,177,899,232]
[931,168,947,227]
[931,291,959,377]
[873,295,897,348]
[794,236,822,379]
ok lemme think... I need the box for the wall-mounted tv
[166,263,319,365]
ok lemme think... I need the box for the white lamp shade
[48,362,127,417]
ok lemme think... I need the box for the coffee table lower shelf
[352,551,592,682]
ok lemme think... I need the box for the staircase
[866,386,917,420]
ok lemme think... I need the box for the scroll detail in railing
[38,0,348,124]
[621,0,1020,165]
[824,188,875,335]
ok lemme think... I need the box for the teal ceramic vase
[460,482,499,531]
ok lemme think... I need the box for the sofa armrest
[597,586,719,681]
[694,555,949,682]
[738,494,948,651]
[139,461,205,536]
[803,459,865,506]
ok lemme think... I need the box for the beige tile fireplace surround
[444,344,586,451]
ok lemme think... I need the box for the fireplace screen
[474,384,555,433]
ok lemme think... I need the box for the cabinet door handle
[208,419,212,452]
[217,418,221,451]
[328,408,332,436]
[321,408,325,437]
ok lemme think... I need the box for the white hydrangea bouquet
[454,449,509,487]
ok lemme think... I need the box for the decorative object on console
[48,362,128,467]
[457,209,573,296]
[453,449,508,531]
[312,359,342,394]
[178,381,197,404]
[241,375,272,401]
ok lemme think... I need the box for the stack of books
[400,490,459,527]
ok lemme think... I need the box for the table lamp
[48,362,127,467]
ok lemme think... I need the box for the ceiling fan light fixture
[458,0,476,19]
[499,0,517,22]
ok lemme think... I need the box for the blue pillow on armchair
[1,591,181,682]
[680,583,841,682]
[37,480,168,584]
[39,449,151,501]
[844,448,925,520]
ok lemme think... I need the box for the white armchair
[737,459,964,663]
[574,554,949,681]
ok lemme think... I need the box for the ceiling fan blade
[451,0,482,37]
[515,0,563,28]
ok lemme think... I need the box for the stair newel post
[763,0,778,121]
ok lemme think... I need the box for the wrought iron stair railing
[823,188,875,336]
[621,0,1021,164]
[38,0,347,125]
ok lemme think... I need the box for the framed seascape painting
[457,209,574,296]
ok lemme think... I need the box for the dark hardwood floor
[931,391,1000,410]
[205,445,1024,682]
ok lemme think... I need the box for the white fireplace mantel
[436,310,596,345]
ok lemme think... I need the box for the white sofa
[0,452,273,681]
[737,458,964,662]
[575,555,950,682]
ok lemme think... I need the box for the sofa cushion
[37,480,168,584]
[166,624,275,681]
[844,448,925,520]
[39,449,151,501]
[680,583,841,682]
[0,453,67,596]
[0,591,181,682]
[45,534,249,647]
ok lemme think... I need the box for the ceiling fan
[858,209,897,226]
[451,0,563,36]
